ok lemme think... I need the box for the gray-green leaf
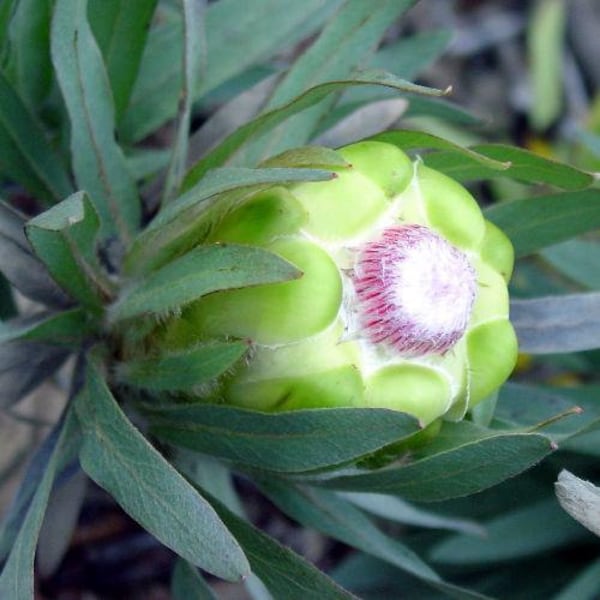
[511,292,600,354]
[26,191,107,310]
[75,359,250,580]
[51,0,140,239]
[112,243,300,321]
[149,405,419,473]
[315,421,554,501]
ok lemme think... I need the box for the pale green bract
[163,141,517,425]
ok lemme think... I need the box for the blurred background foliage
[1,0,600,598]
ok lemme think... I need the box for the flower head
[165,141,518,424]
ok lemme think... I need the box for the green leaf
[171,559,218,600]
[118,10,182,142]
[258,482,488,599]
[261,146,350,170]
[6,0,53,109]
[183,72,446,188]
[0,341,69,408]
[87,0,158,119]
[424,144,593,190]
[370,130,509,171]
[126,166,335,275]
[153,166,335,233]
[205,490,358,600]
[484,190,600,257]
[260,482,437,581]
[121,0,336,142]
[162,0,205,204]
[0,308,93,346]
[0,70,73,204]
[332,553,493,600]
[150,405,419,473]
[315,422,554,501]
[0,417,75,563]
[237,0,418,163]
[126,147,171,182]
[511,293,600,354]
[26,191,108,310]
[495,382,592,437]
[542,239,600,289]
[51,0,140,240]
[0,410,81,600]
[117,341,248,392]
[113,243,300,321]
[321,29,452,130]
[0,200,71,308]
[75,358,250,581]
[339,492,484,536]
[430,498,585,565]
[0,2,17,62]
[554,557,600,600]
[36,469,87,578]
[528,0,566,130]
[404,96,483,125]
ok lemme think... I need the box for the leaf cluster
[1,1,600,598]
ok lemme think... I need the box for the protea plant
[150,140,517,425]
[1,1,598,598]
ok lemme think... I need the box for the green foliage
[1,1,600,598]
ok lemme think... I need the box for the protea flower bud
[164,141,517,425]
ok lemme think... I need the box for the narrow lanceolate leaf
[6,0,53,109]
[542,240,600,290]
[554,559,600,600]
[117,341,248,392]
[0,71,72,204]
[430,498,585,566]
[75,359,250,581]
[153,166,334,231]
[485,190,600,257]
[205,491,358,600]
[0,410,81,600]
[171,559,218,600]
[26,192,109,310]
[0,308,92,346]
[183,71,446,188]
[258,482,488,599]
[339,492,484,536]
[371,130,509,171]
[162,0,205,204]
[424,143,593,190]
[0,416,77,563]
[511,293,600,354]
[0,200,71,307]
[112,243,300,322]
[149,405,419,474]
[120,0,335,142]
[51,0,140,239]
[126,166,335,275]
[237,0,418,163]
[87,0,158,119]
[528,0,566,130]
[314,422,554,501]
[0,341,69,408]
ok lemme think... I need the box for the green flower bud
[166,141,518,425]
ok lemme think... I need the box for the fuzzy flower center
[353,224,477,356]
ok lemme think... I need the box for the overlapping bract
[165,141,517,424]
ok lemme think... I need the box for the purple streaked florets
[353,224,477,356]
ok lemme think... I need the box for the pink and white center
[353,224,477,356]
